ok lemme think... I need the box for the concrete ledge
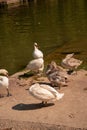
[0,119,87,130]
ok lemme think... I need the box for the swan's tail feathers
[57,93,64,100]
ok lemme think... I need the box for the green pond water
[0,0,87,75]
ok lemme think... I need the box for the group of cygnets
[0,43,82,106]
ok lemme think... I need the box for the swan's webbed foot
[6,88,12,97]
[41,101,48,106]
[7,93,12,97]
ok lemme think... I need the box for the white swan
[61,53,74,69]
[0,69,11,97]
[33,43,43,59]
[26,58,44,74]
[46,61,68,88]
[29,83,64,105]
[61,53,83,73]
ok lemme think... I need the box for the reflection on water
[0,0,87,74]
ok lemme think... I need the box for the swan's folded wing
[29,84,54,100]
[26,59,43,70]
[40,84,59,97]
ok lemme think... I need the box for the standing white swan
[29,83,64,105]
[33,43,43,59]
[0,69,11,97]
[26,58,44,74]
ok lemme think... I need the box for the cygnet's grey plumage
[46,61,68,88]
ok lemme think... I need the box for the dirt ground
[0,69,87,130]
